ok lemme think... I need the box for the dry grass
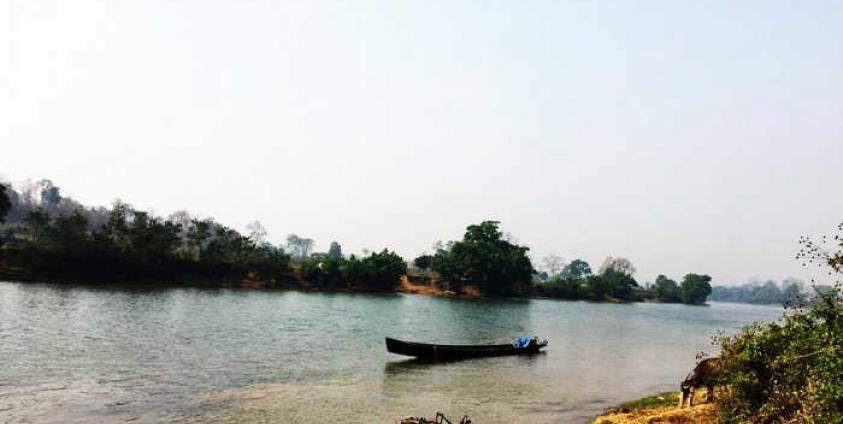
[593,403,718,424]
[594,390,719,424]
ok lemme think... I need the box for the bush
[717,287,843,423]
[344,249,406,291]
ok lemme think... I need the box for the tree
[583,274,612,299]
[246,221,268,246]
[431,221,534,296]
[413,254,433,270]
[653,274,680,302]
[561,259,592,279]
[0,184,10,223]
[600,269,638,300]
[38,179,61,209]
[344,249,406,291]
[286,234,314,258]
[541,254,566,278]
[599,256,636,276]
[328,241,343,258]
[679,273,712,304]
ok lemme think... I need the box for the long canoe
[385,337,547,360]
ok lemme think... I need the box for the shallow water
[0,281,783,423]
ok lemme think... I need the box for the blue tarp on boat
[515,335,531,348]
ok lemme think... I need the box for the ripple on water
[0,283,784,423]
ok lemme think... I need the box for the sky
[2,0,842,285]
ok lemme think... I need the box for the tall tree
[38,179,61,209]
[328,241,343,258]
[561,259,592,279]
[246,221,268,246]
[286,234,315,258]
[599,256,636,276]
[431,221,534,296]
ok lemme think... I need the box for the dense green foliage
[346,250,407,290]
[300,249,406,291]
[534,259,643,302]
[430,221,534,296]
[0,181,415,289]
[2,178,725,304]
[679,273,713,304]
[710,279,807,306]
[716,223,843,423]
[2,200,292,284]
[413,254,433,270]
[653,275,680,302]
[533,261,713,304]
[561,259,592,279]
[717,288,843,423]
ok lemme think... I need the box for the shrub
[717,287,843,423]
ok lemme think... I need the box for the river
[0,281,783,423]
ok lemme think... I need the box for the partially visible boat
[385,336,547,360]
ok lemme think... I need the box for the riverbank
[592,391,718,424]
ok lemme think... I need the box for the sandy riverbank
[592,391,718,424]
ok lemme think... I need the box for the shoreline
[592,391,718,424]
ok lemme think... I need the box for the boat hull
[385,337,546,360]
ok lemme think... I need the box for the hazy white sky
[2,0,841,284]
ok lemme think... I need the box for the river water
[0,281,783,423]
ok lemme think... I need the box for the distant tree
[246,221,268,246]
[653,274,680,302]
[781,281,805,306]
[413,254,433,270]
[431,221,534,296]
[0,184,11,223]
[286,234,315,258]
[599,256,636,276]
[680,273,713,304]
[541,254,566,278]
[328,241,343,258]
[38,179,61,209]
[561,259,592,279]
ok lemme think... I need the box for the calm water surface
[0,281,783,423]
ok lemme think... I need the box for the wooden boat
[385,337,547,360]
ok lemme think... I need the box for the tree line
[708,279,810,306]
[409,220,713,304]
[2,179,717,303]
[0,180,405,289]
